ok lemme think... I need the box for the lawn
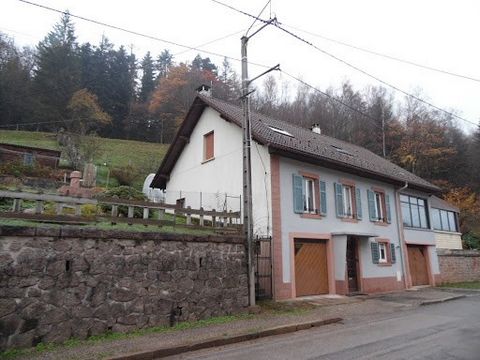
[439,281,480,289]
[0,130,169,189]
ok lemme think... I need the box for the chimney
[196,84,212,97]
[311,124,321,134]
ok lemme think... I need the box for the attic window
[331,145,353,156]
[268,126,294,138]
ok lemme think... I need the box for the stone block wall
[437,249,480,284]
[0,226,248,351]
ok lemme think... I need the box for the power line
[210,0,477,127]
[281,24,480,84]
[273,23,478,126]
[15,0,270,70]
[173,29,245,57]
[280,70,383,131]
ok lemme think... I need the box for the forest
[0,13,479,245]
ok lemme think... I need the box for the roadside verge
[107,318,342,360]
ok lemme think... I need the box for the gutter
[395,181,409,289]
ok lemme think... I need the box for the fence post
[143,207,149,220]
[111,205,118,218]
[75,204,81,216]
[55,203,63,215]
[158,208,165,221]
[212,209,216,227]
[35,200,44,214]
[128,206,134,218]
[229,210,233,225]
[12,198,21,212]
[199,207,204,226]
[186,206,192,226]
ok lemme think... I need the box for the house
[151,88,443,299]
[430,196,462,249]
[0,143,61,168]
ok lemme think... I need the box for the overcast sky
[1,0,479,131]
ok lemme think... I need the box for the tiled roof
[430,196,459,212]
[199,94,439,192]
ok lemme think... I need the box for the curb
[107,317,342,360]
[437,287,480,293]
[420,294,466,306]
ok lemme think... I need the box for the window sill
[341,217,358,223]
[373,221,389,227]
[201,157,215,164]
[301,213,323,219]
[403,226,433,232]
[377,262,392,267]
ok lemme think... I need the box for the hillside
[0,130,169,188]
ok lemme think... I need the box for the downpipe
[395,181,409,289]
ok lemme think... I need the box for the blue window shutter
[292,174,304,214]
[385,194,392,223]
[355,188,362,220]
[320,181,327,215]
[371,242,379,264]
[390,243,396,264]
[367,190,376,221]
[334,183,344,217]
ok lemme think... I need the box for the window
[342,185,354,218]
[23,153,34,166]
[292,174,327,216]
[304,178,315,213]
[203,131,214,161]
[335,182,362,220]
[367,190,391,223]
[432,208,458,232]
[371,240,396,265]
[400,195,429,229]
[378,243,388,263]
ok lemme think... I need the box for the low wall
[0,226,248,351]
[437,249,480,284]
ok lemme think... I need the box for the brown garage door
[407,245,429,286]
[294,239,329,296]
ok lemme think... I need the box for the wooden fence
[0,190,242,233]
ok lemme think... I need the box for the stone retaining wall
[0,226,248,351]
[437,249,480,284]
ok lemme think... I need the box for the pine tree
[156,49,173,80]
[139,51,155,102]
[34,12,80,130]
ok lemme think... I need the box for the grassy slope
[0,130,169,188]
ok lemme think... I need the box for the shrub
[97,186,146,217]
[111,165,138,186]
[462,232,480,250]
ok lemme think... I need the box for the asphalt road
[169,293,480,360]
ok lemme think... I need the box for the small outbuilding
[0,143,61,168]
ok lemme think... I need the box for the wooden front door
[407,245,429,286]
[346,237,359,293]
[294,239,329,296]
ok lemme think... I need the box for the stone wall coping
[0,225,245,244]
[437,249,480,257]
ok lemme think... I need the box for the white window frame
[303,177,316,214]
[378,242,388,263]
[342,185,354,218]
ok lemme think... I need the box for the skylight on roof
[331,144,353,156]
[268,126,294,138]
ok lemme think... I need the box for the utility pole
[240,19,279,307]
[381,105,386,158]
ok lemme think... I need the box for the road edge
[420,294,466,306]
[107,317,343,360]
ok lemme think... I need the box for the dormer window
[203,131,214,161]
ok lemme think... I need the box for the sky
[1,0,479,132]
